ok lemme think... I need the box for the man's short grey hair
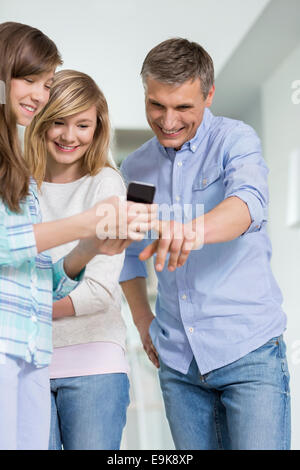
[141,38,214,99]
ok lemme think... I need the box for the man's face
[145,77,215,150]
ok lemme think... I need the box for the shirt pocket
[192,164,224,213]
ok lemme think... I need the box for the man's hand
[136,313,159,369]
[138,197,252,271]
[139,219,202,271]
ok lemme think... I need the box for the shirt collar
[158,108,214,159]
[187,108,214,153]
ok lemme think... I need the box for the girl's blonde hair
[25,69,113,187]
[0,21,62,212]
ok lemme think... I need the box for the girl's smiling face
[10,70,55,126]
[45,106,97,175]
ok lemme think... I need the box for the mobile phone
[127,181,156,204]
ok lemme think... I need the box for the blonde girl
[25,69,131,450]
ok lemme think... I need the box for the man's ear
[205,84,215,108]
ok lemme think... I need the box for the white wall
[211,0,300,449]
[260,43,300,450]
[1,0,270,129]
[239,42,300,450]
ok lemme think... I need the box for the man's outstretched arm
[140,195,252,271]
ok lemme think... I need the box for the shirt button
[202,178,207,186]
[175,195,181,202]
[177,161,182,167]
[189,327,194,333]
[191,145,196,151]
[181,294,187,300]
[31,315,37,323]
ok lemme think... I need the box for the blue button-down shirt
[119,109,286,375]
[0,180,82,367]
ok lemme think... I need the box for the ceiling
[1,0,271,128]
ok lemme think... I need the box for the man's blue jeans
[49,373,130,450]
[159,335,291,450]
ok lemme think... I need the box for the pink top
[49,342,130,379]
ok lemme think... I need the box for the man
[119,38,290,450]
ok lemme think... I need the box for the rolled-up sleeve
[52,257,85,301]
[223,123,269,235]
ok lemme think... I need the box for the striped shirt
[0,180,82,367]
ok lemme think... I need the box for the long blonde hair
[25,69,113,187]
[0,22,62,212]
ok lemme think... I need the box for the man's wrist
[134,310,154,329]
[190,215,205,248]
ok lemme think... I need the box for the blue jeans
[49,373,130,450]
[159,335,291,450]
